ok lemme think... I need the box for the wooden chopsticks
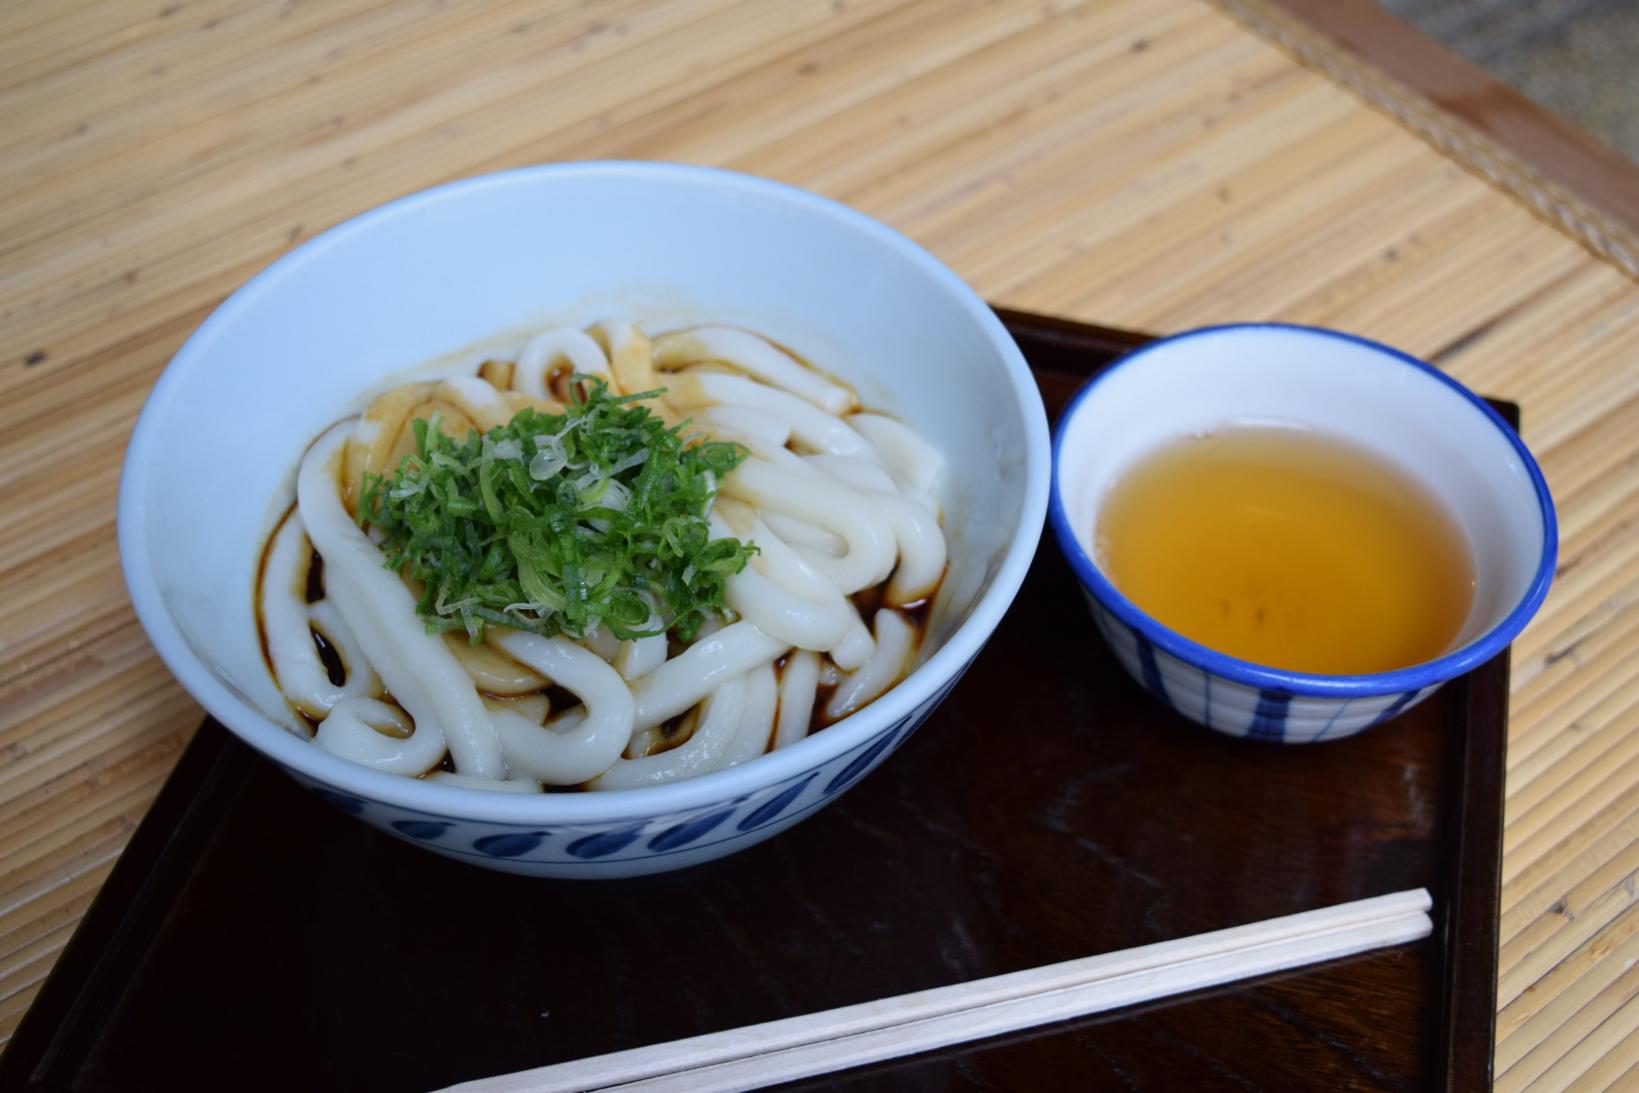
[443,889,1432,1092]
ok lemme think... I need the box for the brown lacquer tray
[0,311,1509,1092]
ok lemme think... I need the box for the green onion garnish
[359,377,755,643]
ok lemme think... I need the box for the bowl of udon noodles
[119,161,1047,877]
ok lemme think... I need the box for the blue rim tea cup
[1048,323,1556,743]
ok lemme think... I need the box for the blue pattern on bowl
[565,828,643,860]
[824,729,901,795]
[736,773,816,832]
[647,808,737,852]
[391,820,452,840]
[473,832,547,858]
[311,787,366,815]
[279,657,969,878]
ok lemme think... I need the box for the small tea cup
[1048,323,1556,743]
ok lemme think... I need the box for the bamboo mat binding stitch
[1214,0,1639,280]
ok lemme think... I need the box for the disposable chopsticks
[442,888,1432,1092]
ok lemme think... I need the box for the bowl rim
[118,160,1049,825]
[1047,321,1557,697]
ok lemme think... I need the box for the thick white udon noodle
[263,322,946,792]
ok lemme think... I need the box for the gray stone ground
[1379,0,1639,161]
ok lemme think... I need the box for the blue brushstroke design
[647,808,735,852]
[737,774,818,832]
[311,787,366,815]
[565,828,642,860]
[1317,698,1354,741]
[823,729,899,795]
[1368,690,1420,728]
[1247,690,1292,742]
[473,831,547,858]
[1132,631,1171,704]
[392,820,451,840]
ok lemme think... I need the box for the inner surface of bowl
[1055,324,1554,679]
[120,162,1043,825]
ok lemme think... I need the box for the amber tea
[1095,425,1475,675]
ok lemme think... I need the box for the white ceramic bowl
[118,162,1048,877]
[1050,324,1555,743]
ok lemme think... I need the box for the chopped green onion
[359,377,755,643]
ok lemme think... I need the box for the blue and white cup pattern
[1086,593,1440,743]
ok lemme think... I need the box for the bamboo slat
[0,1,1635,1085]
[1564,1013,1639,1092]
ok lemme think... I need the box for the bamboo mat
[1,1,1635,1087]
